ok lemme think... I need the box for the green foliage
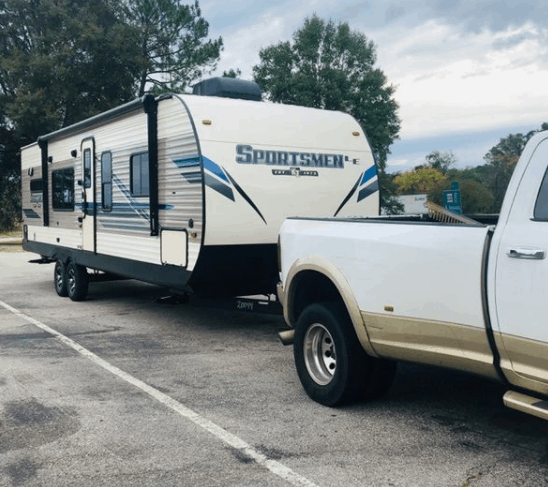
[482,125,546,212]
[0,175,21,231]
[0,0,223,230]
[0,0,145,231]
[223,68,241,78]
[0,0,142,136]
[424,150,457,175]
[127,0,223,96]
[252,14,400,212]
[378,171,404,214]
[420,150,493,214]
[429,178,494,215]
[394,167,447,195]
[393,124,548,215]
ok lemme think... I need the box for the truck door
[81,138,96,252]
[494,135,548,387]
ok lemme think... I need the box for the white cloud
[210,10,294,80]
[204,2,548,172]
[371,20,548,140]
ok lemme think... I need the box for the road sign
[443,182,462,214]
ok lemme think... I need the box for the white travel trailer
[21,79,379,300]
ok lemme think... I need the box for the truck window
[52,168,75,211]
[534,166,548,220]
[130,152,149,197]
[101,152,112,211]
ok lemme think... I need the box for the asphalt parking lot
[1,249,548,487]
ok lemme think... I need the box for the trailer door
[81,138,96,252]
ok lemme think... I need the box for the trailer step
[503,390,548,421]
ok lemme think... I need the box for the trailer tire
[294,302,396,406]
[66,261,89,301]
[54,260,68,297]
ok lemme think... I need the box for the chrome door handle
[507,248,546,260]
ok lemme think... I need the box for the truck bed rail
[426,201,479,225]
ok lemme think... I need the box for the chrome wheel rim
[67,266,76,295]
[303,323,336,385]
[55,263,64,291]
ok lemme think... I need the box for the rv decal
[235,144,347,168]
[356,165,379,203]
[223,169,266,225]
[272,168,319,177]
[202,157,235,201]
[173,156,266,225]
[174,156,202,185]
[333,164,378,216]
[90,176,172,232]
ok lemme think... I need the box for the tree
[429,178,494,215]
[393,167,447,195]
[0,0,142,132]
[483,123,548,212]
[393,150,496,215]
[0,174,20,231]
[252,14,400,212]
[127,0,223,96]
[0,0,145,230]
[0,122,22,231]
[0,0,224,230]
[424,150,456,175]
[223,68,241,78]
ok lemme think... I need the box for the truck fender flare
[283,255,379,358]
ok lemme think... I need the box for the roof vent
[192,77,262,101]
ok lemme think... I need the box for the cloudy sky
[200,0,547,173]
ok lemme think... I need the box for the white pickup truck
[277,130,548,421]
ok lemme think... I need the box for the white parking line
[0,299,319,487]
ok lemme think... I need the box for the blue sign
[443,182,462,214]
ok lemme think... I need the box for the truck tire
[66,261,89,301]
[294,302,396,406]
[54,260,68,297]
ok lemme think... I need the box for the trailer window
[130,152,149,197]
[101,152,112,211]
[30,179,42,193]
[83,148,91,189]
[30,179,43,203]
[52,168,75,211]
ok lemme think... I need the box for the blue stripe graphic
[171,155,266,224]
[202,157,229,183]
[204,173,235,201]
[357,180,379,202]
[174,156,201,168]
[359,165,377,187]
[76,202,172,212]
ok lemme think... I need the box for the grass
[0,225,24,252]
[0,229,23,238]
[0,222,22,238]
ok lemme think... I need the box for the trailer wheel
[294,302,396,406]
[66,261,89,301]
[54,260,68,297]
